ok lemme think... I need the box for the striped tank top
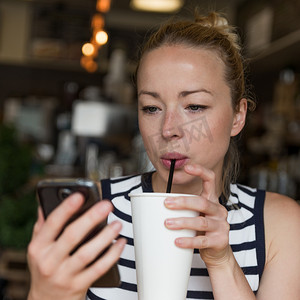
[87,172,265,300]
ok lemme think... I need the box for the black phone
[36,178,121,288]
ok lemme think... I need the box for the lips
[160,152,189,169]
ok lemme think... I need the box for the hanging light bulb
[130,0,183,12]
[80,56,98,73]
[95,30,108,45]
[96,0,111,13]
[91,13,105,30]
[82,43,95,56]
[85,60,98,73]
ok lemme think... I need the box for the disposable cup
[129,192,198,300]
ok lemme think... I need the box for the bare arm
[205,249,255,299]
[256,193,300,299]
[203,193,300,299]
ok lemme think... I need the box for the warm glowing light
[82,43,95,56]
[95,30,108,45]
[96,0,111,13]
[92,14,104,29]
[85,60,98,72]
[80,56,98,73]
[130,0,183,12]
[80,56,88,66]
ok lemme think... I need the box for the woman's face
[137,45,246,193]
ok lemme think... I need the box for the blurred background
[0,0,300,298]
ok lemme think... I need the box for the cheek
[138,117,159,156]
[139,117,156,140]
[214,115,233,138]
[209,119,233,162]
[188,114,233,154]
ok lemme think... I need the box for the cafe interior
[0,0,300,298]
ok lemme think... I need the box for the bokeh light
[95,30,108,45]
[82,43,95,56]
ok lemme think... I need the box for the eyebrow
[138,90,159,98]
[179,89,213,97]
[138,89,213,98]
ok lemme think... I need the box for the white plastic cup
[129,192,198,300]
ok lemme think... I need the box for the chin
[170,170,197,186]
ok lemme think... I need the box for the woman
[27,12,300,300]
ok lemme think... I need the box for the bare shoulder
[256,192,300,298]
[264,192,300,223]
[264,192,300,261]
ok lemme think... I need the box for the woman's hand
[27,193,126,300]
[164,164,231,268]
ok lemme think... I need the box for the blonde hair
[135,11,256,201]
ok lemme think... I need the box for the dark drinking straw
[166,159,176,193]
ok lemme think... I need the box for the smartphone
[36,178,121,288]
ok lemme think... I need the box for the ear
[231,98,247,137]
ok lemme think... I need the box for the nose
[162,110,183,140]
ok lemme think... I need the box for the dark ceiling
[30,0,243,33]
[27,0,245,67]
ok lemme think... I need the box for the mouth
[160,152,189,169]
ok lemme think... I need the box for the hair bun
[195,11,240,51]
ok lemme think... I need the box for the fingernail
[185,164,194,171]
[116,238,127,248]
[95,201,111,214]
[175,238,183,246]
[110,221,122,231]
[164,198,175,207]
[165,219,174,226]
[70,193,82,204]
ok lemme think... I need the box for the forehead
[137,45,228,91]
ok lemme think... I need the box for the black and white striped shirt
[87,173,265,300]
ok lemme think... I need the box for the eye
[186,104,207,112]
[141,106,160,114]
